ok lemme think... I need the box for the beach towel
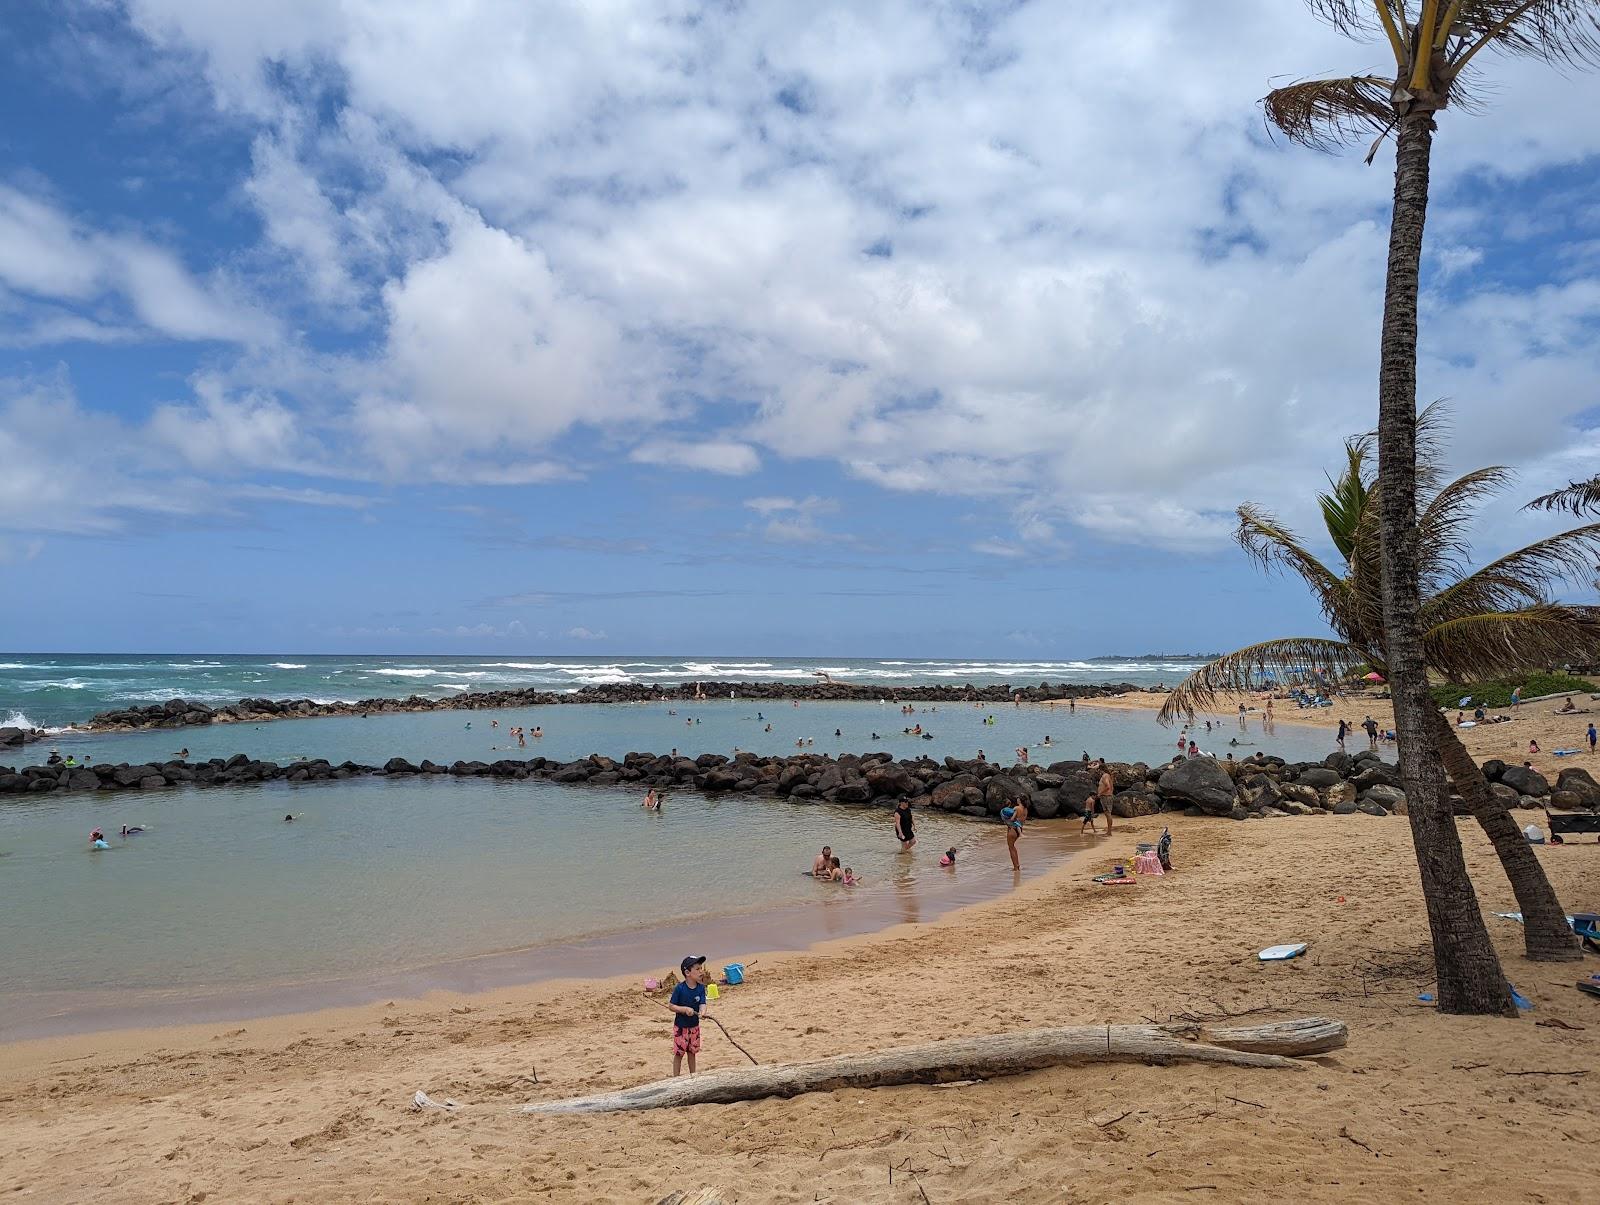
[1091,874,1136,885]
[1553,748,1581,756]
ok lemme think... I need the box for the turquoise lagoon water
[0,774,1086,1039]
[23,697,1355,770]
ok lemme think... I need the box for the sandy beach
[4,809,1595,1203]
[1075,687,1600,784]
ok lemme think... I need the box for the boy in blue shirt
[670,955,710,1075]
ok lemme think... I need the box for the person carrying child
[670,955,710,1075]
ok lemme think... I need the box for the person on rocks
[893,800,916,852]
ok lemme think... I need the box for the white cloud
[742,494,839,543]
[566,626,606,641]
[632,440,760,476]
[0,184,277,345]
[9,0,1600,554]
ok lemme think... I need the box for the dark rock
[1351,763,1402,791]
[138,775,167,789]
[1296,767,1343,789]
[1549,790,1584,810]
[1357,800,1388,816]
[384,757,419,774]
[1331,799,1360,815]
[1555,767,1600,809]
[1499,765,1549,796]
[1156,757,1237,815]
[834,781,872,803]
[1480,759,1506,782]
[1322,752,1353,774]
[1360,784,1406,810]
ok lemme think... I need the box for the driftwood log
[523,1017,1347,1115]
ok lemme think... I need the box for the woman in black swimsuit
[893,800,916,851]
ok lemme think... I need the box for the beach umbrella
[1363,672,1385,682]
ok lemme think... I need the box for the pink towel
[1133,851,1164,876]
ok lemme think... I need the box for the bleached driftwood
[655,1192,724,1205]
[523,1017,1347,1115]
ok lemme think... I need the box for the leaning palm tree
[1265,1,1600,1014]
[1161,411,1600,975]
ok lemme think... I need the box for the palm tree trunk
[1428,709,1580,961]
[1376,108,1514,1015]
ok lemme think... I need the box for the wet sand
[3,813,1595,1202]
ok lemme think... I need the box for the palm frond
[1262,75,1396,150]
[1236,503,1353,627]
[1423,521,1600,624]
[1317,434,1374,561]
[1527,474,1600,517]
[1417,464,1516,594]
[1449,1,1600,71]
[1303,1,1392,37]
[1159,638,1367,726]
[1422,604,1600,681]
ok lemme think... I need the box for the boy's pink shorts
[673,1026,701,1056]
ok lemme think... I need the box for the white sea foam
[372,668,437,678]
[2,709,40,729]
[268,662,308,670]
[0,663,41,670]
[479,662,574,670]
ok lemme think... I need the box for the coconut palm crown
[1160,406,1600,724]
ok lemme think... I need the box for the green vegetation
[1431,673,1598,711]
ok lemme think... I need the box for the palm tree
[1264,2,1600,1014]
[1160,412,1600,979]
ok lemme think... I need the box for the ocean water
[0,775,1086,1039]
[0,653,1216,731]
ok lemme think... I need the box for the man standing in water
[893,800,916,851]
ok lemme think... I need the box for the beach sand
[3,813,1596,1202]
[1075,687,1600,784]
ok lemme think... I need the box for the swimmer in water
[174,749,189,759]
[90,828,107,849]
[284,813,295,822]
[120,825,144,837]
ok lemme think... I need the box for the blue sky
[2,1,1599,656]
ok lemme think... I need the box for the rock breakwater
[81,679,1144,733]
[8,746,1591,821]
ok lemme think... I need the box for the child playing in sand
[670,955,709,1075]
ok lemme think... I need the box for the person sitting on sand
[812,845,833,877]
[1560,697,1577,713]
[1529,739,1541,755]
